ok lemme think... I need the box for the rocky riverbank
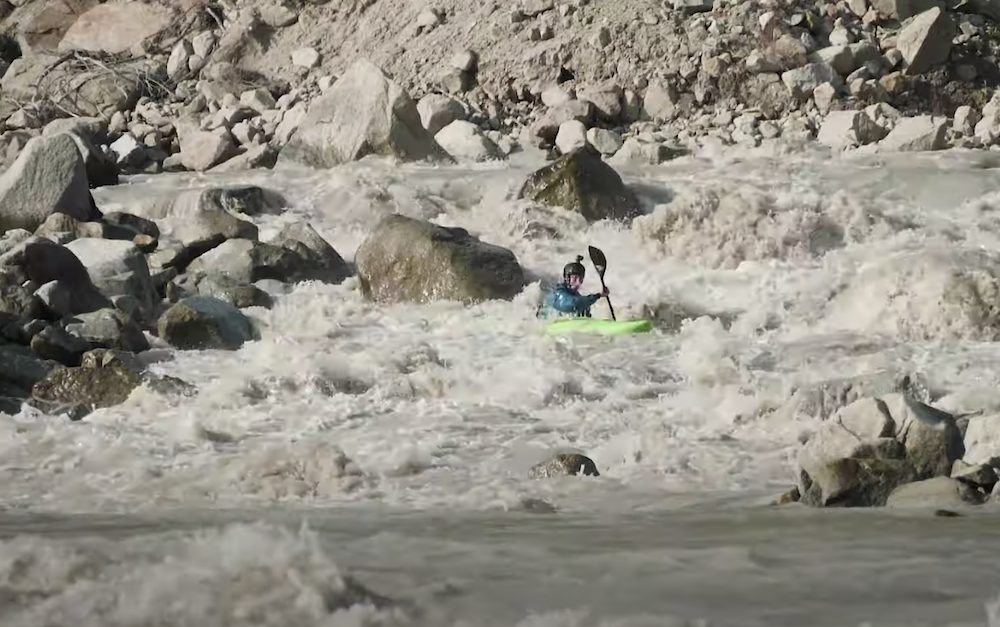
[0,0,999,174]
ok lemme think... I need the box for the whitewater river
[3,141,1000,626]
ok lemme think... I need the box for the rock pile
[0,118,532,419]
[779,384,1000,510]
[0,0,997,183]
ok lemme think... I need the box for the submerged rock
[886,476,984,508]
[355,214,525,304]
[31,352,144,416]
[528,453,600,478]
[518,146,641,222]
[30,349,193,419]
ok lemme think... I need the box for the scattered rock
[797,394,964,507]
[434,120,502,162]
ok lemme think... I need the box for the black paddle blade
[588,246,607,275]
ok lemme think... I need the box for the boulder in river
[354,214,525,304]
[528,453,601,478]
[518,145,642,223]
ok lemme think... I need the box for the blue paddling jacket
[536,282,602,319]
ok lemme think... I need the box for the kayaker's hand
[601,286,610,296]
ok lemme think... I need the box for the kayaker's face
[567,274,583,290]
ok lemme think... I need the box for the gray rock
[878,115,949,151]
[268,221,351,284]
[196,274,275,309]
[30,323,92,366]
[951,459,997,491]
[962,413,1000,466]
[578,83,624,123]
[0,344,61,393]
[279,58,453,168]
[434,120,503,162]
[798,393,964,507]
[782,63,842,101]
[157,295,259,351]
[0,238,112,318]
[518,146,641,222]
[34,280,114,320]
[416,93,467,135]
[897,7,955,75]
[528,100,594,144]
[30,351,145,419]
[0,134,101,233]
[41,121,120,188]
[126,187,260,272]
[870,0,940,20]
[186,238,309,284]
[886,476,985,508]
[355,214,525,305]
[818,110,889,149]
[63,308,149,353]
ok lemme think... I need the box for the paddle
[588,245,616,321]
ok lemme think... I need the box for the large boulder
[43,121,120,188]
[279,59,453,168]
[0,344,61,393]
[17,0,100,54]
[797,393,964,507]
[57,1,176,55]
[518,146,641,222]
[0,134,100,234]
[434,121,502,162]
[896,7,955,76]
[355,214,525,304]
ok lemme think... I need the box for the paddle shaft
[594,267,616,322]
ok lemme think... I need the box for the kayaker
[536,255,610,318]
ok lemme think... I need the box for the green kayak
[544,317,655,336]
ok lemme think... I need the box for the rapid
[3,141,1000,626]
